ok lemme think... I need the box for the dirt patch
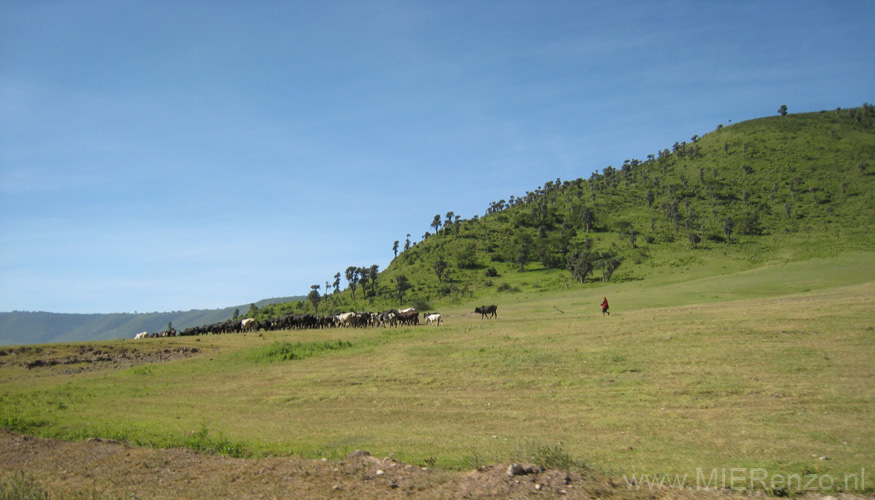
[0,344,202,375]
[3,431,857,500]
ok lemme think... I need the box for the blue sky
[1,1,873,313]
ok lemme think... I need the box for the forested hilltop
[253,105,875,319]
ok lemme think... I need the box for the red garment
[601,298,609,309]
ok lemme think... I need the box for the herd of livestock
[132,305,499,339]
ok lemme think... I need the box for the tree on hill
[433,257,449,283]
[368,265,379,293]
[345,266,359,299]
[394,275,411,305]
[579,206,595,233]
[392,241,399,257]
[567,250,594,283]
[445,211,455,234]
[307,285,321,315]
[358,267,370,296]
[431,215,442,234]
[516,244,530,271]
[779,104,788,117]
[599,252,622,282]
[723,217,735,242]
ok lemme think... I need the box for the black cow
[474,305,498,319]
[396,310,419,326]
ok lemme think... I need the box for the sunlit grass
[1,253,873,492]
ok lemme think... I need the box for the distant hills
[0,296,303,346]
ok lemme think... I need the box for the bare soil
[0,343,203,375]
[2,431,863,500]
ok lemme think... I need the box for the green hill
[260,105,875,317]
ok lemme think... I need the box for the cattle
[175,305,443,338]
[336,312,356,327]
[474,305,498,319]
[396,310,419,326]
[134,331,148,340]
[378,309,397,327]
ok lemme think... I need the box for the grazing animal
[241,318,256,331]
[474,305,498,319]
[396,310,419,326]
[424,313,442,326]
[336,312,356,327]
[134,331,148,340]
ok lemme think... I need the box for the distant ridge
[0,296,303,346]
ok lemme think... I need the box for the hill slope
[266,106,875,316]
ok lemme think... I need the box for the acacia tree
[307,285,321,315]
[368,264,379,293]
[357,267,370,296]
[566,250,593,283]
[723,217,735,242]
[516,244,529,271]
[433,257,448,283]
[579,206,594,233]
[394,275,411,305]
[599,252,622,282]
[345,266,359,299]
[431,215,442,234]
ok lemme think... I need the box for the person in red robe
[601,297,609,316]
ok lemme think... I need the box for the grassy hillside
[259,106,875,317]
[1,253,872,494]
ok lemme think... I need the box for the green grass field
[2,252,873,493]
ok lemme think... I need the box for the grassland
[2,251,873,494]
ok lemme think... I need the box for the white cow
[241,318,256,331]
[425,313,442,326]
[134,331,148,339]
[336,312,356,327]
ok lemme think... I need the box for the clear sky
[1,1,873,314]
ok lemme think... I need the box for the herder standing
[601,297,610,316]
